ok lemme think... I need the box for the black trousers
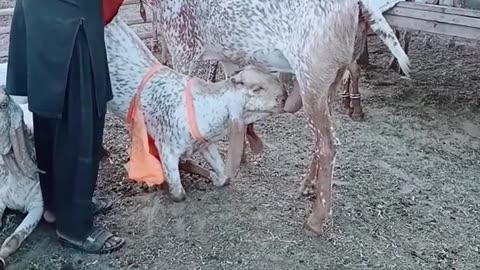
[33,27,106,241]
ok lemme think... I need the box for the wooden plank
[123,0,140,5]
[0,26,9,35]
[396,1,480,18]
[0,31,154,60]
[124,17,152,25]
[385,13,480,40]
[0,8,13,17]
[0,19,151,37]
[137,32,154,40]
[389,5,480,28]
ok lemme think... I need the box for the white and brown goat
[152,0,411,235]
[0,86,43,269]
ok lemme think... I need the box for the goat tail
[360,0,411,76]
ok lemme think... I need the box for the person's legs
[52,26,124,252]
[33,93,111,225]
[32,115,56,219]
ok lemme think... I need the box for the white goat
[0,86,43,269]
[152,0,411,235]
[104,17,286,201]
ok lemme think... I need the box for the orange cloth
[102,0,124,25]
[126,65,164,186]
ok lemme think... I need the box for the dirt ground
[1,2,480,270]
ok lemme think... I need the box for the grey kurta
[6,0,113,118]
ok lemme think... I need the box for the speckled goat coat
[0,86,43,269]
[152,0,411,235]
[104,17,286,201]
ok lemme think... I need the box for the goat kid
[152,0,410,235]
[104,17,286,201]
[0,86,43,269]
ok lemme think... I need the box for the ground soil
[0,2,479,270]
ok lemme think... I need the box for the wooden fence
[0,0,155,61]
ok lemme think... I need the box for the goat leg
[0,204,5,228]
[348,63,364,121]
[304,112,336,237]
[179,159,211,179]
[356,35,369,67]
[207,61,220,82]
[199,144,229,186]
[340,70,352,115]
[0,205,43,269]
[241,140,248,164]
[241,124,264,164]
[302,68,344,237]
[245,123,263,155]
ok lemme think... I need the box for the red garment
[102,0,125,25]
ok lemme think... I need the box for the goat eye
[0,102,7,109]
[253,87,264,93]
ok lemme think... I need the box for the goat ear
[6,103,39,180]
[224,118,246,180]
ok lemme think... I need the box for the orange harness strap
[184,79,208,143]
[127,65,163,121]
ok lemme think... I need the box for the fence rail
[0,0,154,61]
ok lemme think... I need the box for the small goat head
[0,86,39,180]
[230,65,287,115]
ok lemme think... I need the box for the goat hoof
[351,112,364,121]
[223,177,232,187]
[304,218,324,237]
[304,210,326,237]
[0,257,5,270]
[213,177,230,187]
[171,189,187,202]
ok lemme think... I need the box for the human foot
[43,197,113,223]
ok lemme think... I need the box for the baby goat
[104,17,287,201]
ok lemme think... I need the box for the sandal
[58,227,125,254]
